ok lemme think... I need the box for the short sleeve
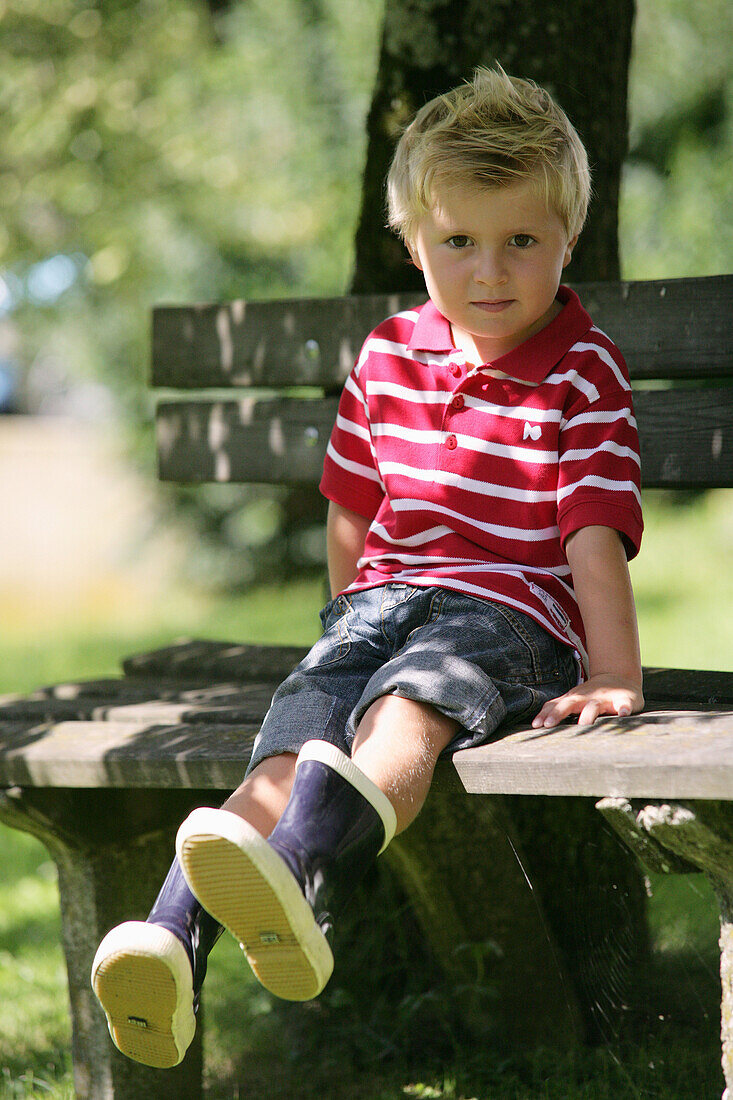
[557,387,643,559]
[319,359,385,521]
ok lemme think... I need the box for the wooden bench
[0,273,731,1099]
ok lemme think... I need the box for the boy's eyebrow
[432,205,554,229]
[437,219,547,236]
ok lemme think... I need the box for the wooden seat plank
[122,639,309,681]
[0,719,257,789]
[0,691,277,726]
[453,707,733,798]
[1,702,731,798]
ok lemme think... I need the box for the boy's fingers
[532,688,638,730]
[578,700,601,727]
[532,700,567,728]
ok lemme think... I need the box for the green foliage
[0,0,381,411]
[1,0,730,582]
[1,0,729,409]
[621,0,733,278]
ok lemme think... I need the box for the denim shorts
[246,584,578,774]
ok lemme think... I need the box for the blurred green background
[1,0,730,406]
[1,0,731,644]
[0,0,731,1096]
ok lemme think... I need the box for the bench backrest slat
[152,275,733,390]
[155,388,733,489]
[156,397,338,484]
[152,273,733,493]
[153,294,423,391]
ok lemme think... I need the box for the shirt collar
[406,298,455,353]
[407,286,594,383]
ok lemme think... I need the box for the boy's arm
[326,501,372,598]
[532,525,644,728]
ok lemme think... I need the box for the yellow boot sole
[176,808,333,1001]
[91,922,195,1068]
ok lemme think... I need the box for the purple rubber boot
[176,741,397,1001]
[91,858,222,1067]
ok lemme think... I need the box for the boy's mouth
[471,299,514,313]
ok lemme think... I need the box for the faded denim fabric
[247,584,577,774]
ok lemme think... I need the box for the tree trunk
[351,0,635,291]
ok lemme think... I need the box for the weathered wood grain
[151,275,733,389]
[635,387,733,488]
[155,397,337,484]
[122,639,309,681]
[0,719,257,789]
[643,667,733,706]
[154,388,733,488]
[0,685,277,725]
[2,703,732,797]
[453,708,733,798]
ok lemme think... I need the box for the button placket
[443,367,466,453]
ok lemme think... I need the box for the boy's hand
[531,675,644,729]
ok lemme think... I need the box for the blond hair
[387,66,591,245]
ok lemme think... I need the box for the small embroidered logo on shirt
[523,422,542,441]
[529,582,570,630]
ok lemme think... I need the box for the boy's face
[408,176,578,363]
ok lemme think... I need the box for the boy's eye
[510,233,535,249]
[447,235,472,249]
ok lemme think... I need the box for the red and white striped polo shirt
[319,286,643,672]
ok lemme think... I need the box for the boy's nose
[474,249,508,287]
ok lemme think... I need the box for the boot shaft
[268,742,396,936]
[148,857,222,998]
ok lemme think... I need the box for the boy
[91,66,644,1068]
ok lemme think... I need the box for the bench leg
[386,778,585,1046]
[0,787,210,1100]
[598,797,733,1098]
[375,780,652,1048]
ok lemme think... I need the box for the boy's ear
[563,234,579,268]
[406,242,423,271]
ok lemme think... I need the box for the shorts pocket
[310,595,352,666]
[319,593,351,629]
[395,589,448,654]
[492,604,569,685]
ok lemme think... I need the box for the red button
[451,394,464,409]
[450,364,462,377]
[445,434,457,450]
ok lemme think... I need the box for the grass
[0,832,72,1099]
[0,492,730,1097]
[630,490,733,671]
[195,891,723,1097]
